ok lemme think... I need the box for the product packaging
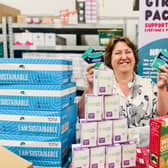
[149,115,168,168]
[85,94,103,121]
[151,50,168,72]
[81,47,104,68]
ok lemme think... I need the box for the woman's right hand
[85,63,95,90]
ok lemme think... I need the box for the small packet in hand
[81,47,105,69]
[151,50,168,72]
[81,47,96,63]
[85,52,104,64]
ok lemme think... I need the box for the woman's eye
[126,51,132,54]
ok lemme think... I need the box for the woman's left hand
[157,64,168,89]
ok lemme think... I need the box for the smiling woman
[104,36,139,73]
[78,35,168,129]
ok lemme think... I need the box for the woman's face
[111,41,135,74]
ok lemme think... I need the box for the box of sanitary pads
[93,69,113,95]
[113,118,128,144]
[90,146,105,168]
[0,104,77,137]
[106,144,121,168]
[85,94,103,121]
[0,83,76,111]
[72,144,90,168]
[80,120,97,147]
[104,94,120,119]
[97,120,113,146]
[29,159,70,168]
[0,130,72,162]
[0,58,72,85]
[121,141,136,167]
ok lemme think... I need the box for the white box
[97,120,113,145]
[44,33,56,46]
[106,144,121,168]
[104,94,120,119]
[128,127,140,145]
[32,33,45,46]
[25,32,33,45]
[14,33,26,45]
[122,142,136,167]
[113,118,128,143]
[93,69,113,95]
[80,120,97,147]
[81,34,99,45]
[90,146,105,168]
[72,144,90,168]
[57,34,76,45]
[85,94,103,121]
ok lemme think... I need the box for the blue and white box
[29,159,64,168]
[0,131,72,162]
[0,104,77,137]
[0,83,76,111]
[0,58,72,85]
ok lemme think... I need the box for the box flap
[0,146,33,168]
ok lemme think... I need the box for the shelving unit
[7,16,127,92]
[8,16,125,58]
[0,17,8,58]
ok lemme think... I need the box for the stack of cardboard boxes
[0,58,77,167]
[72,67,137,168]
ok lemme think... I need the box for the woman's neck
[114,71,133,84]
[114,71,134,97]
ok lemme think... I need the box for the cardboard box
[0,146,33,168]
[98,29,123,46]
[17,15,27,23]
[149,115,168,168]
[0,3,21,23]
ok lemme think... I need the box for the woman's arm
[156,65,168,116]
[78,63,95,118]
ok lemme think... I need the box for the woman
[78,36,168,128]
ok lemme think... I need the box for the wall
[0,0,138,16]
[0,0,139,42]
[98,0,139,43]
[98,0,138,17]
[0,0,76,15]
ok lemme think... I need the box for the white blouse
[112,72,158,128]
